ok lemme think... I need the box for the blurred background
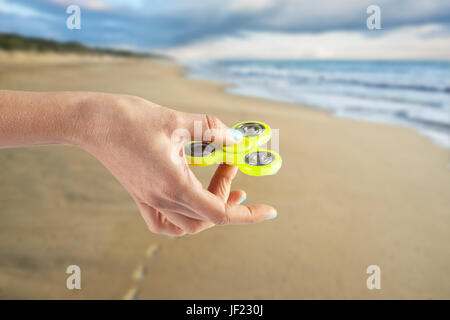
[0,0,449,299]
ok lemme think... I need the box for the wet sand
[0,52,449,299]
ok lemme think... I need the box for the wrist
[67,92,120,149]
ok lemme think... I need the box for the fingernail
[229,128,243,141]
[237,195,246,205]
[265,215,276,220]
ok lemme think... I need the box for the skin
[0,90,277,236]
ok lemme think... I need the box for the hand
[74,93,277,236]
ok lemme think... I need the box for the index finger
[207,164,239,201]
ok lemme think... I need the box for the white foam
[186,60,450,149]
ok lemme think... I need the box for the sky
[0,0,449,60]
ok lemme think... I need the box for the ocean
[185,60,450,148]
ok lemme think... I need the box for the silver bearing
[185,142,216,157]
[235,122,266,137]
[245,151,275,166]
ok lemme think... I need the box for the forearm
[0,90,81,148]
[0,90,117,149]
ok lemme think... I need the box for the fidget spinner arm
[184,121,282,176]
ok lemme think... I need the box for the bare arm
[0,90,85,147]
[0,90,276,236]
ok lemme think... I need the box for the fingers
[162,164,240,234]
[172,112,277,227]
[151,192,207,221]
[161,164,246,234]
[222,203,277,225]
[228,190,246,204]
[136,202,185,236]
[181,113,243,146]
[162,210,215,235]
[183,186,276,225]
[180,162,276,224]
[208,164,239,201]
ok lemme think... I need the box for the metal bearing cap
[223,121,272,154]
[238,149,282,176]
[184,141,219,166]
[236,122,266,137]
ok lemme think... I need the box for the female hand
[73,93,277,236]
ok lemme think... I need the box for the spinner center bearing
[235,122,266,137]
[245,151,275,166]
[185,142,216,157]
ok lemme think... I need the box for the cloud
[165,24,450,60]
[0,0,450,58]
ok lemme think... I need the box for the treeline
[0,33,166,59]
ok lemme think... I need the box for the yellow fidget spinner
[184,121,282,176]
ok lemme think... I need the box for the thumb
[182,113,243,146]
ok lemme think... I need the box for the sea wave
[185,60,450,148]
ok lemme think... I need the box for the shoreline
[0,54,449,299]
[181,59,450,150]
[2,50,447,151]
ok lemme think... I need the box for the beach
[0,52,449,299]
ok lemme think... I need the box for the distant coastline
[0,32,168,59]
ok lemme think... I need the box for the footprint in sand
[123,287,140,300]
[132,264,147,280]
[145,243,160,257]
[122,243,160,300]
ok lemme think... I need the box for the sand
[0,52,449,299]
